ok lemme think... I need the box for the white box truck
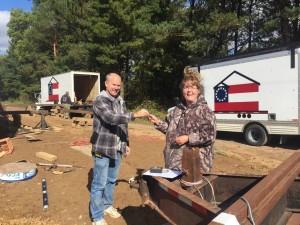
[194,45,300,146]
[40,71,100,104]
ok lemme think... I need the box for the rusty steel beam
[141,173,221,225]
[212,153,300,225]
[149,176,220,225]
[155,176,220,216]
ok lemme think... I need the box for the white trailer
[40,71,100,104]
[195,45,300,146]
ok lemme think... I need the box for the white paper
[212,212,240,225]
[143,169,182,179]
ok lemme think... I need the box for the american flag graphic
[214,71,260,112]
[48,77,59,101]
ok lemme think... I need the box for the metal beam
[219,153,300,225]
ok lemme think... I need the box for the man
[90,73,149,225]
[60,91,72,119]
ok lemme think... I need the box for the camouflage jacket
[155,95,216,172]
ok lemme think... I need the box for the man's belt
[91,151,103,158]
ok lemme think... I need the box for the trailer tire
[244,124,268,146]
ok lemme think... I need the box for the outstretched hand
[148,114,160,125]
[134,109,149,118]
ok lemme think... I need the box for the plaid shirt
[91,90,135,159]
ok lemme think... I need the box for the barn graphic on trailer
[48,77,59,102]
[213,70,263,112]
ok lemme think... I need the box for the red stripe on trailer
[168,188,179,198]
[192,202,208,215]
[159,182,208,216]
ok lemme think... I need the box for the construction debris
[52,170,73,175]
[36,162,85,169]
[25,135,42,142]
[72,138,90,146]
[35,151,57,162]
[0,137,14,158]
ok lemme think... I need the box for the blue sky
[0,0,33,54]
[0,0,33,11]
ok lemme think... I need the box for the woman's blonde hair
[180,66,203,90]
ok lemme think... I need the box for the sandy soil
[0,113,299,225]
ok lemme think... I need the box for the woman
[149,67,216,172]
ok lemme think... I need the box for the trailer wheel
[244,124,268,146]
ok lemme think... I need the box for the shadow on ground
[121,205,167,225]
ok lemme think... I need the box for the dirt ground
[0,113,299,225]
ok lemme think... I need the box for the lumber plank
[35,151,57,162]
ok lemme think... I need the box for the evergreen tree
[1,0,300,106]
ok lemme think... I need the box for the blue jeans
[90,152,121,222]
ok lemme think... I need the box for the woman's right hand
[148,114,160,125]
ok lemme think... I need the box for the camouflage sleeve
[155,120,169,134]
[154,111,172,134]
